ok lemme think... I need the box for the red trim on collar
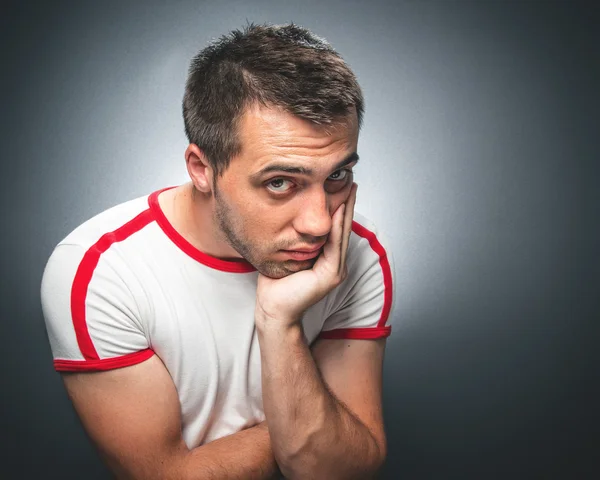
[148,187,256,273]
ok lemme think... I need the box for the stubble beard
[213,186,316,279]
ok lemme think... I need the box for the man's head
[182,24,363,278]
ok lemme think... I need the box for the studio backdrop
[1,1,597,479]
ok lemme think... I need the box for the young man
[41,24,395,479]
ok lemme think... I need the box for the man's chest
[137,263,331,443]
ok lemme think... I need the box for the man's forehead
[235,104,359,171]
[240,104,358,143]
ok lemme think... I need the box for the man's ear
[185,144,214,193]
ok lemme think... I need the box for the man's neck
[158,182,243,261]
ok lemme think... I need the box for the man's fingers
[320,201,345,269]
[339,183,357,274]
[317,182,357,279]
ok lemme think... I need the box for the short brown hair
[182,23,364,176]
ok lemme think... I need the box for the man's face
[212,104,359,279]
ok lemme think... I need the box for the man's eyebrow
[331,152,359,172]
[251,152,359,180]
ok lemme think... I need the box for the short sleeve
[317,217,396,340]
[41,243,153,372]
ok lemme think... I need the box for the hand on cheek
[255,183,358,330]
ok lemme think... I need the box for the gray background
[1,0,598,478]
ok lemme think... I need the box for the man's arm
[257,324,386,480]
[62,354,280,480]
[254,183,387,479]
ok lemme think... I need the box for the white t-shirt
[41,186,395,447]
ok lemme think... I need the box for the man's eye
[327,169,351,181]
[325,169,353,194]
[267,178,294,193]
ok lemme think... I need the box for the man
[41,23,395,479]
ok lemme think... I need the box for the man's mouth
[280,242,325,261]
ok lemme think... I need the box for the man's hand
[255,183,358,329]
[254,182,387,479]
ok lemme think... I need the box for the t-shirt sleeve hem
[53,348,155,372]
[317,326,391,340]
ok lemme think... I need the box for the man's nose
[293,189,332,239]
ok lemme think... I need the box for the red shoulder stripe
[318,221,394,341]
[351,221,393,328]
[70,208,154,360]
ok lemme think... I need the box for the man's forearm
[175,422,281,480]
[256,322,382,480]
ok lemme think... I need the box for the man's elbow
[375,432,388,468]
[282,457,385,480]
[374,435,388,476]
[273,434,317,480]
[278,434,386,480]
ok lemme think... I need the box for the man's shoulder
[41,190,164,306]
[57,191,156,251]
[350,211,392,257]
[316,211,395,335]
[344,210,395,285]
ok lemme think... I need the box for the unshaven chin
[213,186,320,279]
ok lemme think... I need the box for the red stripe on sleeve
[318,326,392,340]
[351,221,394,328]
[70,208,154,361]
[54,348,155,372]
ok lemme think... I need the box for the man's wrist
[255,308,301,331]
[255,315,304,341]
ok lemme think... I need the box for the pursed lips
[279,242,326,261]
[282,242,326,253]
